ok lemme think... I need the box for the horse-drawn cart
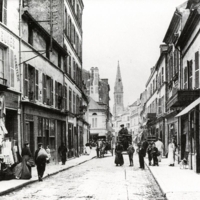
[96,136,114,157]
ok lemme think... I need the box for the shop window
[28,23,33,45]
[24,63,39,101]
[0,0,7,25]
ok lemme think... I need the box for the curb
[0,155,96,196]
[144,160,167,200]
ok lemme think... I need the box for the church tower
[113,61,124,118]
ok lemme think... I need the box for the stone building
[82,67,111,141]
[0,0,89,168]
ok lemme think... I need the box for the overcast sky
[82,0,185,111]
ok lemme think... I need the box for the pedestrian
[96,139,102,158]
[168,139,176,166]
[20,141,33,179]
[115,142,124,166]
[137,143,145,169]
[142,139,149,154]
[127,143,135,166]
[155,137,164,162]
[147,143,153,166]
[35,143,48,181]
[58,143,68,165]
[46,145,51,164]
[85,142,91,155]
[118,124,128,135]
[151,143,159,166]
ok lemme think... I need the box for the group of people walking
[13,141,68,182]
[114,137,177,169]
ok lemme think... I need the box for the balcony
[167,89,200,110]
[0,77,8,91]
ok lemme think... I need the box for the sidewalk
[0,149,96,196]
[145,157,200,200]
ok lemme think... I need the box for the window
[42,74,47,104]
[188,60,193,89]
[76,95,80,114]
[0,47,4,79]
[174,50,179,75]
[161,67,164,84]
[28,23,33,45]
[92,118,97,128]
[64,57,67,74]
[69,88,72,112]
[184,66,188,89]
[49,119,55,149]
[43,75,53,105]
[24,64,39,101]
[63,85,67,110]
[0,0,7,25]
[58,82,62,109]
[195,51,199,89]
[64,8,68,36]
[69,55,71,77]
[73,91,76,113]
[73,59,76,80]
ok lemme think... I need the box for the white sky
[82,0,185,111]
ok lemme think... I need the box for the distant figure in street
[142,139,149,154]
[151,143,159,166]
[96,139,103,158]
[46,145,51,164]
[85,143,91,155]
[168,139,176,167]
[115,142,124,166]
[20,141,33,179]
[118,124,128,135]
[58,143,68,165]
[147,143,153,166]
[155,138,164,162]
[137,143,146,169]
[35,143,48,181]
[127,143,135,166]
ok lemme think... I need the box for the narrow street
[1,153,165,200]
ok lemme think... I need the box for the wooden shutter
[188,60,193,89]
[3,0,7,25]
[65,86,67,110]
[35,69,39,100]
[10,50,14,87]
[43,74,47,103]
[50,78,53,106]
[24,63,29,97]
[0,1,2,22]
[64,57,67,74]
[184,66,188,89]
[69,89,72,112]
[64,8,67,36]
[73,60,76,80]
[62,85,66,110]
[195,51,199,88]
[55,81,58,108]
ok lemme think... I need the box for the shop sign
[0,25,16,49]
[14,55,20,81]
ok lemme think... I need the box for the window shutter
[24,63,29,97]
[50,78,53,106]
[10,50,15,87]
[3,0,7,25]
[43,74,47,104]
[64,57,67,74]
[184,66,188,89]
[64,8,67,36]
[189,60,193,89]
[195,51,199,88]
[0,1,2,22]
[35,69,39,100]
[55,81,58,108]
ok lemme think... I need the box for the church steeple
[113,61,124,118]
[114,61,123,92]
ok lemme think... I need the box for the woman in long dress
[115,142,124,166]
[168,139,176,166]
[20,141,32,179]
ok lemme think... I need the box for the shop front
[22,103,67,164]
[176,97,200,173]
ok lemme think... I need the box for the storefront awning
[176,97,200,118]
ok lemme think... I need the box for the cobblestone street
[1,153,165,200]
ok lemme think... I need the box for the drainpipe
[18,0,23,154]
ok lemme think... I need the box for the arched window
[92,113,97,115]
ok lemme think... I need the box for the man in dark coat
[35,143,48,181]
[142,139,149,153]
[115,142,124,166]
[118,124,128,135]
[137,144,146,169]
[58,143,68,165]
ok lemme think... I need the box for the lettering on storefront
[0,26,16,49]
[14,55,20,81]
